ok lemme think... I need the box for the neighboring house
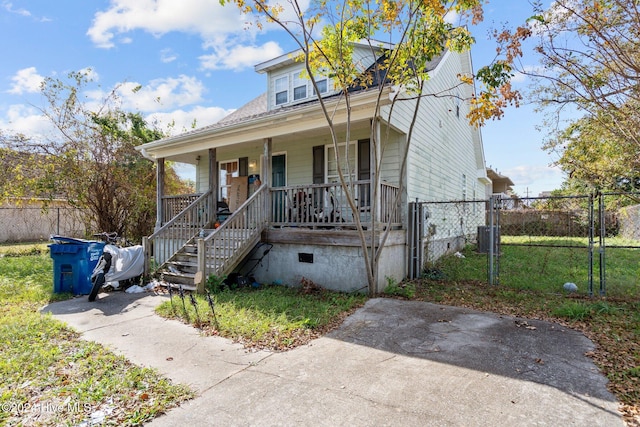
[486,167,514,198]
[138,41,490,293]
[486,167,519,208]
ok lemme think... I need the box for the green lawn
[0,245,194,426]
[155,280,367,351]
[431,236,640,299]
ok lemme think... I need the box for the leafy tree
[543,113,640,197]
[220,0,520,295]
[0,71,188,241]
[501,0,640,193]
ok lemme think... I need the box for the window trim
[293,72,307,101]
[274,75,289,106]
[325,141,358,184]
[271,69,331,108]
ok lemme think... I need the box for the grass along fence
[426,236,640,300]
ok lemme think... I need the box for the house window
[275,76,288,105]
[293,72,307,101]
[219,160,239,205]
[327,142,357,183]
[313,78,328,95]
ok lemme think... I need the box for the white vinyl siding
[380,50,484,203]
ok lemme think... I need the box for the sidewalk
[42,291,624,426]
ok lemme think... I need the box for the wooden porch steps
[155,228,258,290]
[156,229,212,288]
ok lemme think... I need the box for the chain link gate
[488,192,640,297]
[487,194,597,294]
[411,193,640,298]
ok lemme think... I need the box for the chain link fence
[0,206,89,243]
[411,192,640,299]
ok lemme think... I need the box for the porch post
[208,148,217,224]
[374,120,382,224]
[263,138,272,221]
[156,158,165,231]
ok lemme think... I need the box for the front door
[272,154,286,187]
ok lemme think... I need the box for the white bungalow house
[138,41,491,294]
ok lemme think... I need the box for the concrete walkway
[42,291,624,426]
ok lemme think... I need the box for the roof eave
[138,88,393,158]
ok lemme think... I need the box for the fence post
[142,237,150,279]
[407,201,423,279]
[588,194,594,297]
[488,195,496,286]
[598,192,606,296]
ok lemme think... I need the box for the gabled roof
[254,40,394,74]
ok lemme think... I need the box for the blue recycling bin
[49,236,106,295]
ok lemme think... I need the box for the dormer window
[313,78,328,95]
[270,69,332,109]
[293,72,307,101]
[275,76,288,105]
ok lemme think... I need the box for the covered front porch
[139,93,407,292]
[143,136,404,293]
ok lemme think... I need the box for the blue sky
[0,0,564,197]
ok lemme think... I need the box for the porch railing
[381,182,401,225]
[147,190,213,267]
[157,180,402,232]
[199,184,269,284]
[270,180,401,228]
[162,193,202,225]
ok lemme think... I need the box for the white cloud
[505,164,565,194]
[444,10,459,25]
[3,1,31,17]
[160,48,178,63]
[86,0,314,70]
[199,41,284,71]
[147,105,234,135]
[8,67,45,94]
[122,75,205,111]
[79,67,100,82]
[84,75,206,113]
[2,1,51,22]
[0,104,54,138]
[87,0,248,49]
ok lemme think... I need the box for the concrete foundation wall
[245,238,406,294]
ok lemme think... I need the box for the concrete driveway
[42,291,623,426]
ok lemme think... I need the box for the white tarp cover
[103,244,144,283]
